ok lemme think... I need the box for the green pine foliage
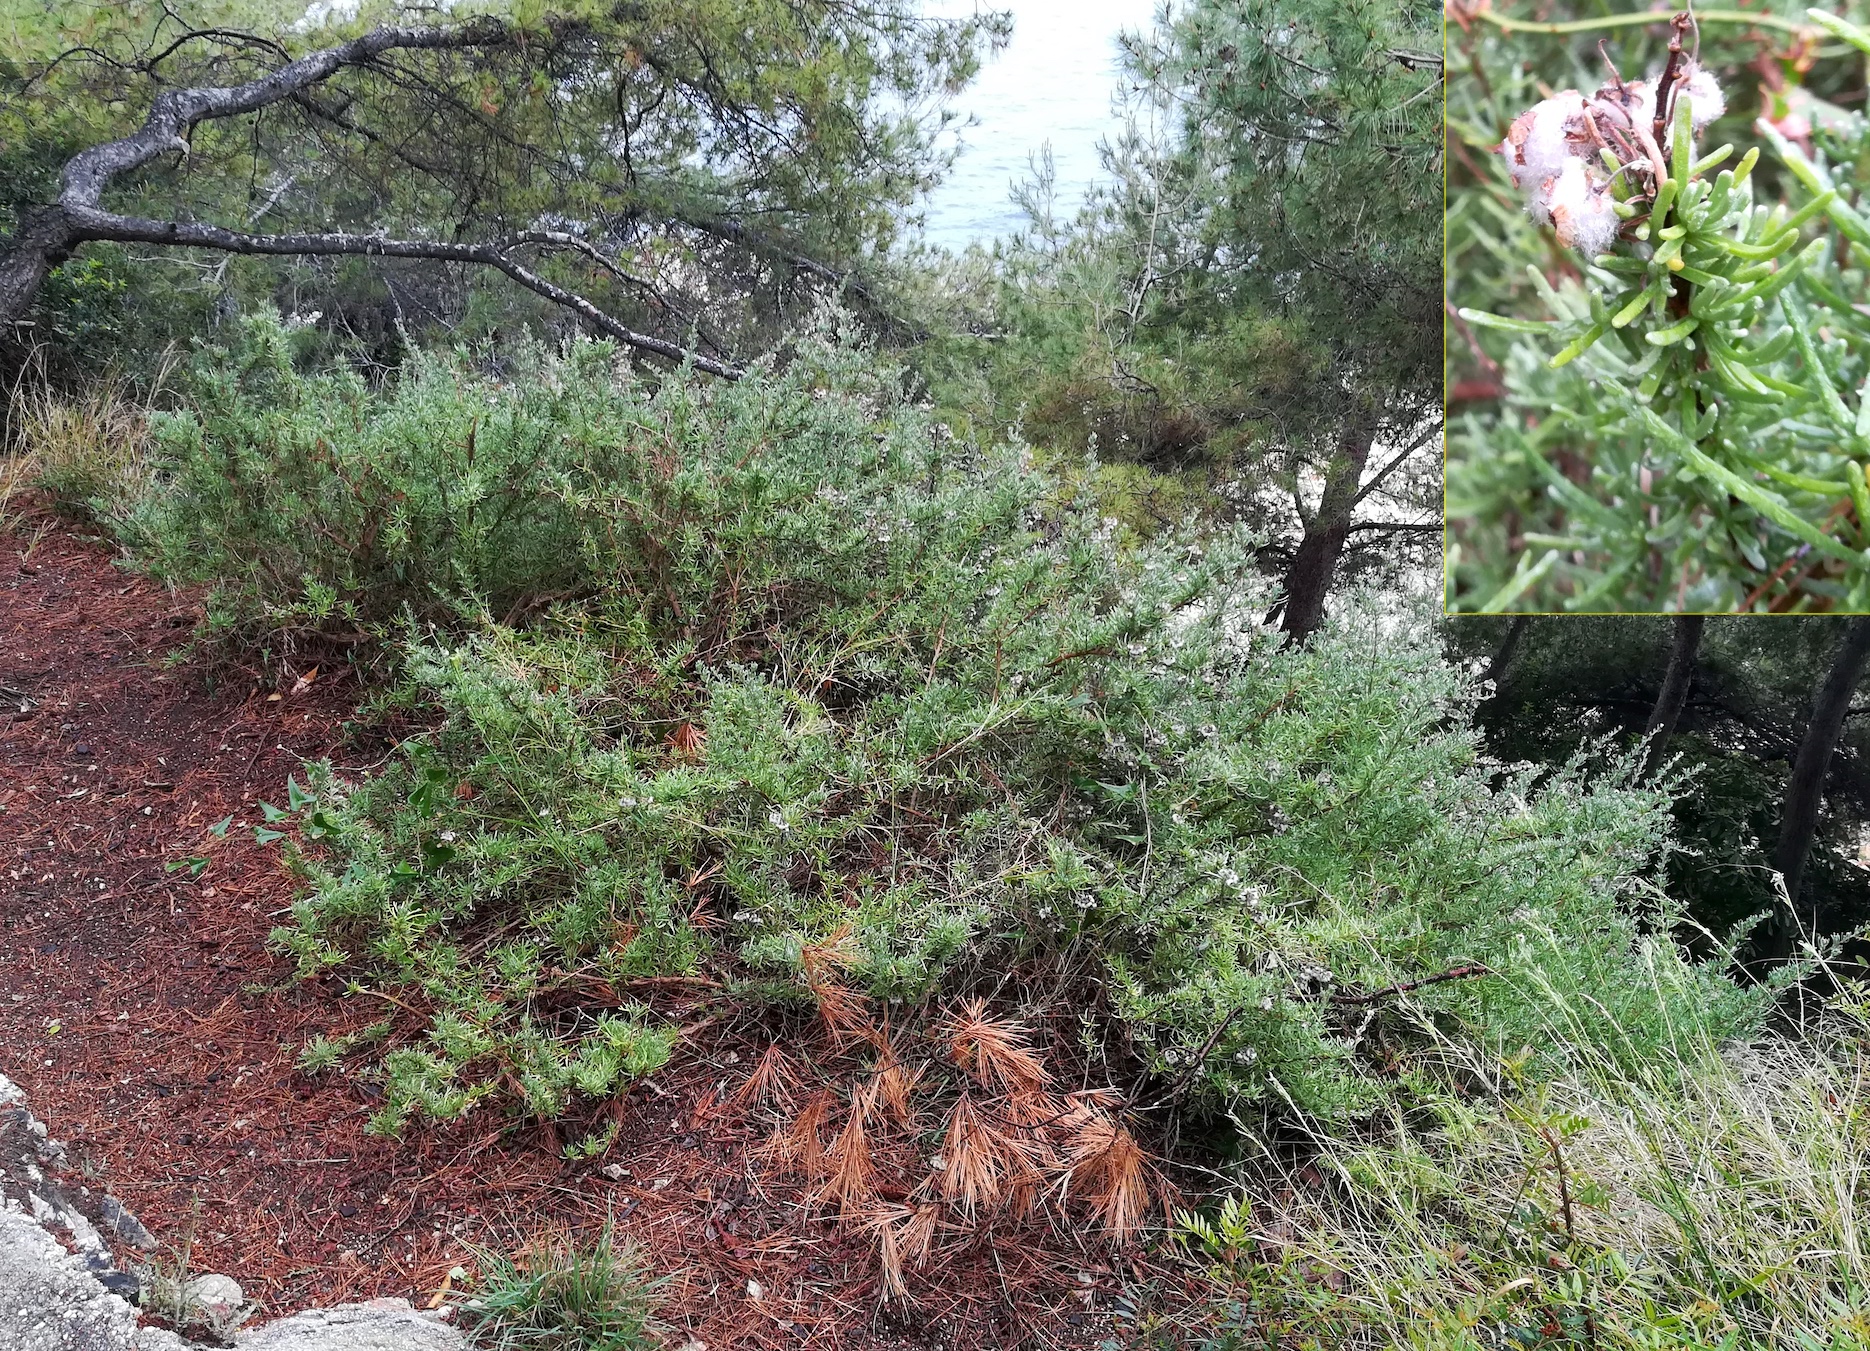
[121,317,1778,1133]
[1448,7,1870,613]
[926,0,1441,565]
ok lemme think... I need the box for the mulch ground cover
[0,509,1203,1349]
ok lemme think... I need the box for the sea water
[919,0,1159,250]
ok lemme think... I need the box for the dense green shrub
[120,313,632,644]
[165,327,1784,1137]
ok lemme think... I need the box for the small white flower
[1679,67,1725,131]
[1548,157,1620,258]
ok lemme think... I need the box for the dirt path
[0,515,1154,1350]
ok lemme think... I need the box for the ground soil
[0,511,1206,1350]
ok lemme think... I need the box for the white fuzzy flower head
[1501,90,1620,254]
[1501,90,1588,216]
[1679,66,1725,131]
[1548,157,1620,258]
[1499,57,1723,257]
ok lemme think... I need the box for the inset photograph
[1446,2,1870,613]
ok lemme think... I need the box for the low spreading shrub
[119,313,640,646]
[118,320,1767,1148]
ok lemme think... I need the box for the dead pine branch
[944,999,1050,1096]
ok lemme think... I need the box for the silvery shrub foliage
[140,317,1771,1130]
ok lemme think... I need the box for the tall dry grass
[1182,938,1870,1349]
[4,360,161,527]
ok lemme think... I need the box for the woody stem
[1652,11,1694,150]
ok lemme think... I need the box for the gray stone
[50,1202,109,1260]
[0,1210,465,1351]
[95,1272,139,1303]
[182,1275,243,1323]
[99,1198,157,1251]
[235,1303,464,1351]
[0,1207,186,1351]
[0,1071,466,1351]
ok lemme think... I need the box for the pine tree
[1118,0,1444,641]
[0,0,1005,376]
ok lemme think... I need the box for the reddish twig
[1332,963,1493,1006]
[1652,12,1696,151]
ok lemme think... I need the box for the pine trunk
[1757,617,1870,963]
[1639,615,1705,781]
[1280,412,1376,645]
[1483,616,1532,691]
[0,207,76,329]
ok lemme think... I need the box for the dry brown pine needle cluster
[723,937,1173,1306]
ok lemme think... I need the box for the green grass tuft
[463,1227,660,1351]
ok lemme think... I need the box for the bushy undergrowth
[119,314,642,644]
[92,318,1769,1139]
[1179,979,1870,1350]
